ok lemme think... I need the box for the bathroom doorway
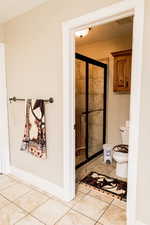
[75,53,107,169]
[62,1,144,224]
[75,17,133,184]
[74,17,133,223]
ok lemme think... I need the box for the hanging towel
[20,99,47,159]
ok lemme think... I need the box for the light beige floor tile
[30,185,53,197]
[94,165,114,176]
[0,194,10,209]
[76,183,91,194]
[0,203,27,225]
[55,209,95,225]
[73,194,109,221]
[15,215,44,225]
[112,199,126,209]
[66,191,86,207]
[31,198,70,224]
[89,190,113,203]
[0,182,31,201]
[52,191,85,208]
[0,175,16,190]
[14,189,49,212]
[99,204,126,225]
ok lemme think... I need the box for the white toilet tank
[120,121,129,145]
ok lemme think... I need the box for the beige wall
[136,0,150,224]
[4,0,121,187]
[2,0,150,223]
[76,35,132,144]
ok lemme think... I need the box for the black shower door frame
[75,53,107,169]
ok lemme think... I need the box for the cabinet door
[113,54,131,92]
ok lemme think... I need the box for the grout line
[0,181,17,192]
[13,213,31,225]
[0,184,51,224]
[95,199,113,223]
[71,208,97,222]
[13,194,51,215]
[53,207,72,225]
[28,213,47,225]
[53,191,97,224]
[0,187,32,203]
[29,197,53,215]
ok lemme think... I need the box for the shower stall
[75,53,107,168]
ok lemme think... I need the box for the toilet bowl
[113,151,128,178]
[113,121,129,178]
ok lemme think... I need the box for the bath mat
[81,172,127,201]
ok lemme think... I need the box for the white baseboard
[10,166,65,200]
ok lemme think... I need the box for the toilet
[113,121,129,178]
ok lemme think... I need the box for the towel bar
[9,96,54,103]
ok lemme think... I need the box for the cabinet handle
[126,81,128,87]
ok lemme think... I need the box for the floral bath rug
[81,172,127,201]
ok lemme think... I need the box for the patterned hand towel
[20,99,47,159]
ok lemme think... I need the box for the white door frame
[62,1,144,225]
[0,43,10,174]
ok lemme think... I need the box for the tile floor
[0,173,126,225]
[76,155,127,182]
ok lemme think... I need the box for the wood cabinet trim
[111,49,132,57]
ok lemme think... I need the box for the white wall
[136,0,150,224]
[76,35,132,144]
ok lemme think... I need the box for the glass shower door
[88,64,105,158]
[75,53,107,168]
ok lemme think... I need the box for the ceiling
[0,0,48,23]
[76,17,133,46]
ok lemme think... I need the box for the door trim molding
[0,43,10,174]
[62,1,144,225]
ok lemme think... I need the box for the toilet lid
[113,144,128,153]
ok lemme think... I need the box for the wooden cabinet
[112,49,132,93]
